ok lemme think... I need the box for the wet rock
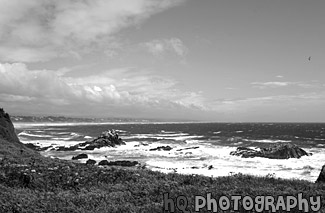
[25,143,52,151]
[316,165,325,183]
[86,159,96,165]
[56,146,79,151]
[230,143,310,159]
[149,146,172,151]
[72,153,88,160]
[98,160,109,166]
[176,146,199,151]
[56,129,125,151]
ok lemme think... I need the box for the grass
[1,138,325,212]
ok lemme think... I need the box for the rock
[86,159,96,165]
[230,147,259,157]
[57,146,78,151]
[98,160,109,166]
[56,129,126,151]
[230,143,310,159]
[149,146,172,151]
[72,153,88,160]
[176,146,199,151]
[98,160,138,167]
[316,165,325,183]
[25,143,52,151]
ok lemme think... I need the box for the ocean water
[14,122,325,182]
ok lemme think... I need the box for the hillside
[0,108,42,163]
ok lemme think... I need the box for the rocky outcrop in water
[57,130,125,151]
[25,143,52,151]
[230,143,310,159]
[72,154,88,160]
[316,165,325,183]
[176,146,199,151]
[149,146,172,151]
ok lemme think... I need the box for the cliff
[0,108,38,160]
[0,108,20,143]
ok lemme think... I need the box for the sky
[0,0,325,122]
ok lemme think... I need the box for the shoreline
[15,122,324,183]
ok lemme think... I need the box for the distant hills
[11,115,161,123]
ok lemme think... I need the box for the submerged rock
[56,129,126,151]
[230,143,310,159]
[72,153,88,160]
[149,146,172,151]
[316,165,325,183]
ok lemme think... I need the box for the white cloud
[169,38,188,57]
[0,0,185,62]
[251,81,291,88]
[144,38,188,58]
[0,62,206,117]
[251,81,324,89]
[209,93,325,116]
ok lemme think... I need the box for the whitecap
[18,131,53,138]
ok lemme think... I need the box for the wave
[244,139,292,143]
[18,131,53,138]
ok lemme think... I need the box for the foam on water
[21,139,82,148]
[18,131,53,138]
[145,147,324,181]
[243,139,292,143]
[15,122,325,182]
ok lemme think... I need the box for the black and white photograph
[0,0,324,212]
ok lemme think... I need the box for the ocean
[13,122,325,182]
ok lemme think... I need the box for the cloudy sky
[0,0,325,122]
